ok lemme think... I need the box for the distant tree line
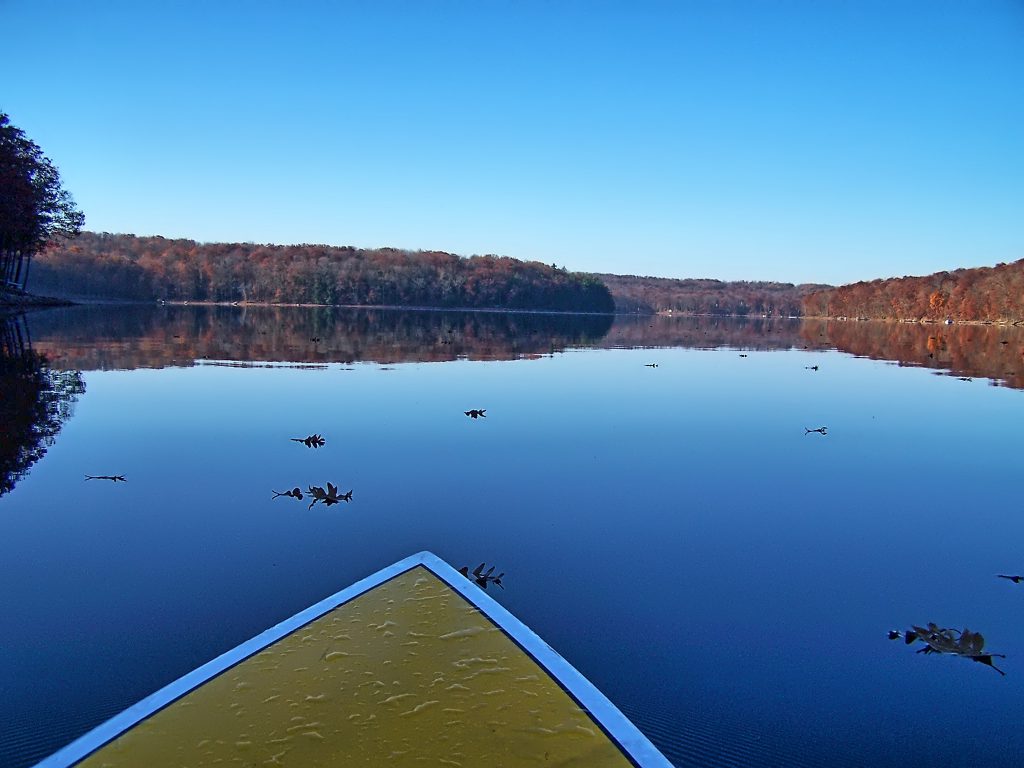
[32,232,616,312]
[803,260,1024,323]
[596,273,827,316]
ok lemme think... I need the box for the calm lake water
[3,305,1024,767]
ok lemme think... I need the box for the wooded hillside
[31,232,615,313]
[597,273,827,316]
[32,232,836,317]
[803,259,1024,323]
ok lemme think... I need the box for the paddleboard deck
[35,551,672,767]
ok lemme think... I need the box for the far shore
[800,314,1024,327]
[5,290,1023,326]
[3,292,620,317]
[0,287,73,310]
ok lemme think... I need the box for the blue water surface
[2,307,1023,767]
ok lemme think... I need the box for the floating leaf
[960,630,985,656]
[461,562,506,590]
[892,622,1006,676]
[291,434,326,448]
[306,482,349,508]
[972,655,1007,676]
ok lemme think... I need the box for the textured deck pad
[78,566,634,767]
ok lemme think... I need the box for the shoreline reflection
[19,305,1024,390]
[815,319,1024,390]
[0,314,85,497]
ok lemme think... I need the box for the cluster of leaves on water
[273,482,352,508]
[459,563,505,590]
[276,431,352,508]
[291,434,325,448]
[889,623,1006,676]
[307,482,351,509]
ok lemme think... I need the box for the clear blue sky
[4,1,1022,285]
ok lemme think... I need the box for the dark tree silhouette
[0,113,84,292]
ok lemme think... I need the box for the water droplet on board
[379,693,415,705]
[400,700,440,716]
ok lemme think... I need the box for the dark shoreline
[801,314,1024,327]
[0,288,73,311]
[8,290,1022,326]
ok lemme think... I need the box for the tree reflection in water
[0,314,85,497]
[16,304,1024,389]
[26,304,615,370]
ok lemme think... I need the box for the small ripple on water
[619,702,822,768]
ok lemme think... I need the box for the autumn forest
[22,232,1024,324]
[32,232,824,317]
[802,259,1024,324]
[30,232,615,312]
